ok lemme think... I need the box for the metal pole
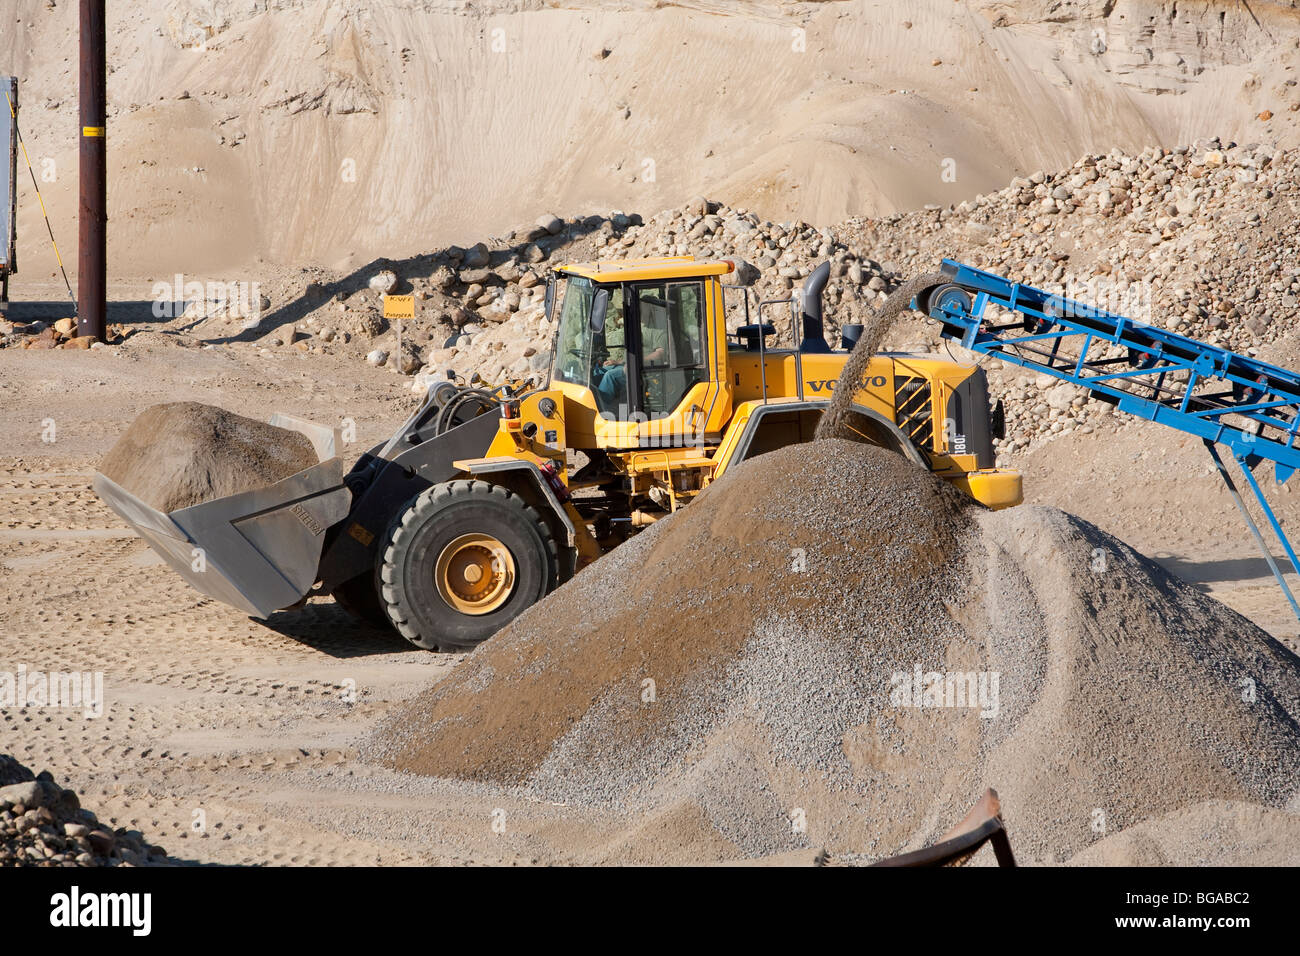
[77,0,106,341]
[1233,451,1300,581]
[1204,439,1300,624]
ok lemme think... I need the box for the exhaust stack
[798,261,831,353]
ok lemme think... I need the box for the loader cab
[549,258,735,448]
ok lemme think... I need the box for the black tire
[378,479,558,651]
[330,572,391,629]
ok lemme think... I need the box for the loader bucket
[92,414,353,619]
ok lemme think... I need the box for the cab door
[586,275,732,450]
[630,282,710,418]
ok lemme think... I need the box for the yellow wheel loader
[94,258,1021,651]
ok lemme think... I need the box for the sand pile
[1067,801,1300,866]
[370,440,1300,864]
[98,402,319,513]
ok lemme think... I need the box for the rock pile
[15,138,1293,465]
[0,756,168,867]
[2,316,116,351]
[289,138,1297,463]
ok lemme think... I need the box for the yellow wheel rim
[434,533,516,615]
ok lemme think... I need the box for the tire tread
[378,479,557,651]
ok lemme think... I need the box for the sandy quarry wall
[4,0,1299,274]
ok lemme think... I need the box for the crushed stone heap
[369,439,1300,864]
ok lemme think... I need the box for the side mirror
[590,287,609,333]
[543,278,556,323]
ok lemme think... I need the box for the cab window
[634,281,708,420]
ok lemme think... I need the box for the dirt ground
[3,279,1298,866]
[0,282,635,865]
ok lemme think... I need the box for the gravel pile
[0,757,168,867]
[972,504,1300,863]
[370,439,1300,863]
[98,401,320,513]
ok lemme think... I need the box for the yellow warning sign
[383,293,415,320]
[82,126,105,137]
